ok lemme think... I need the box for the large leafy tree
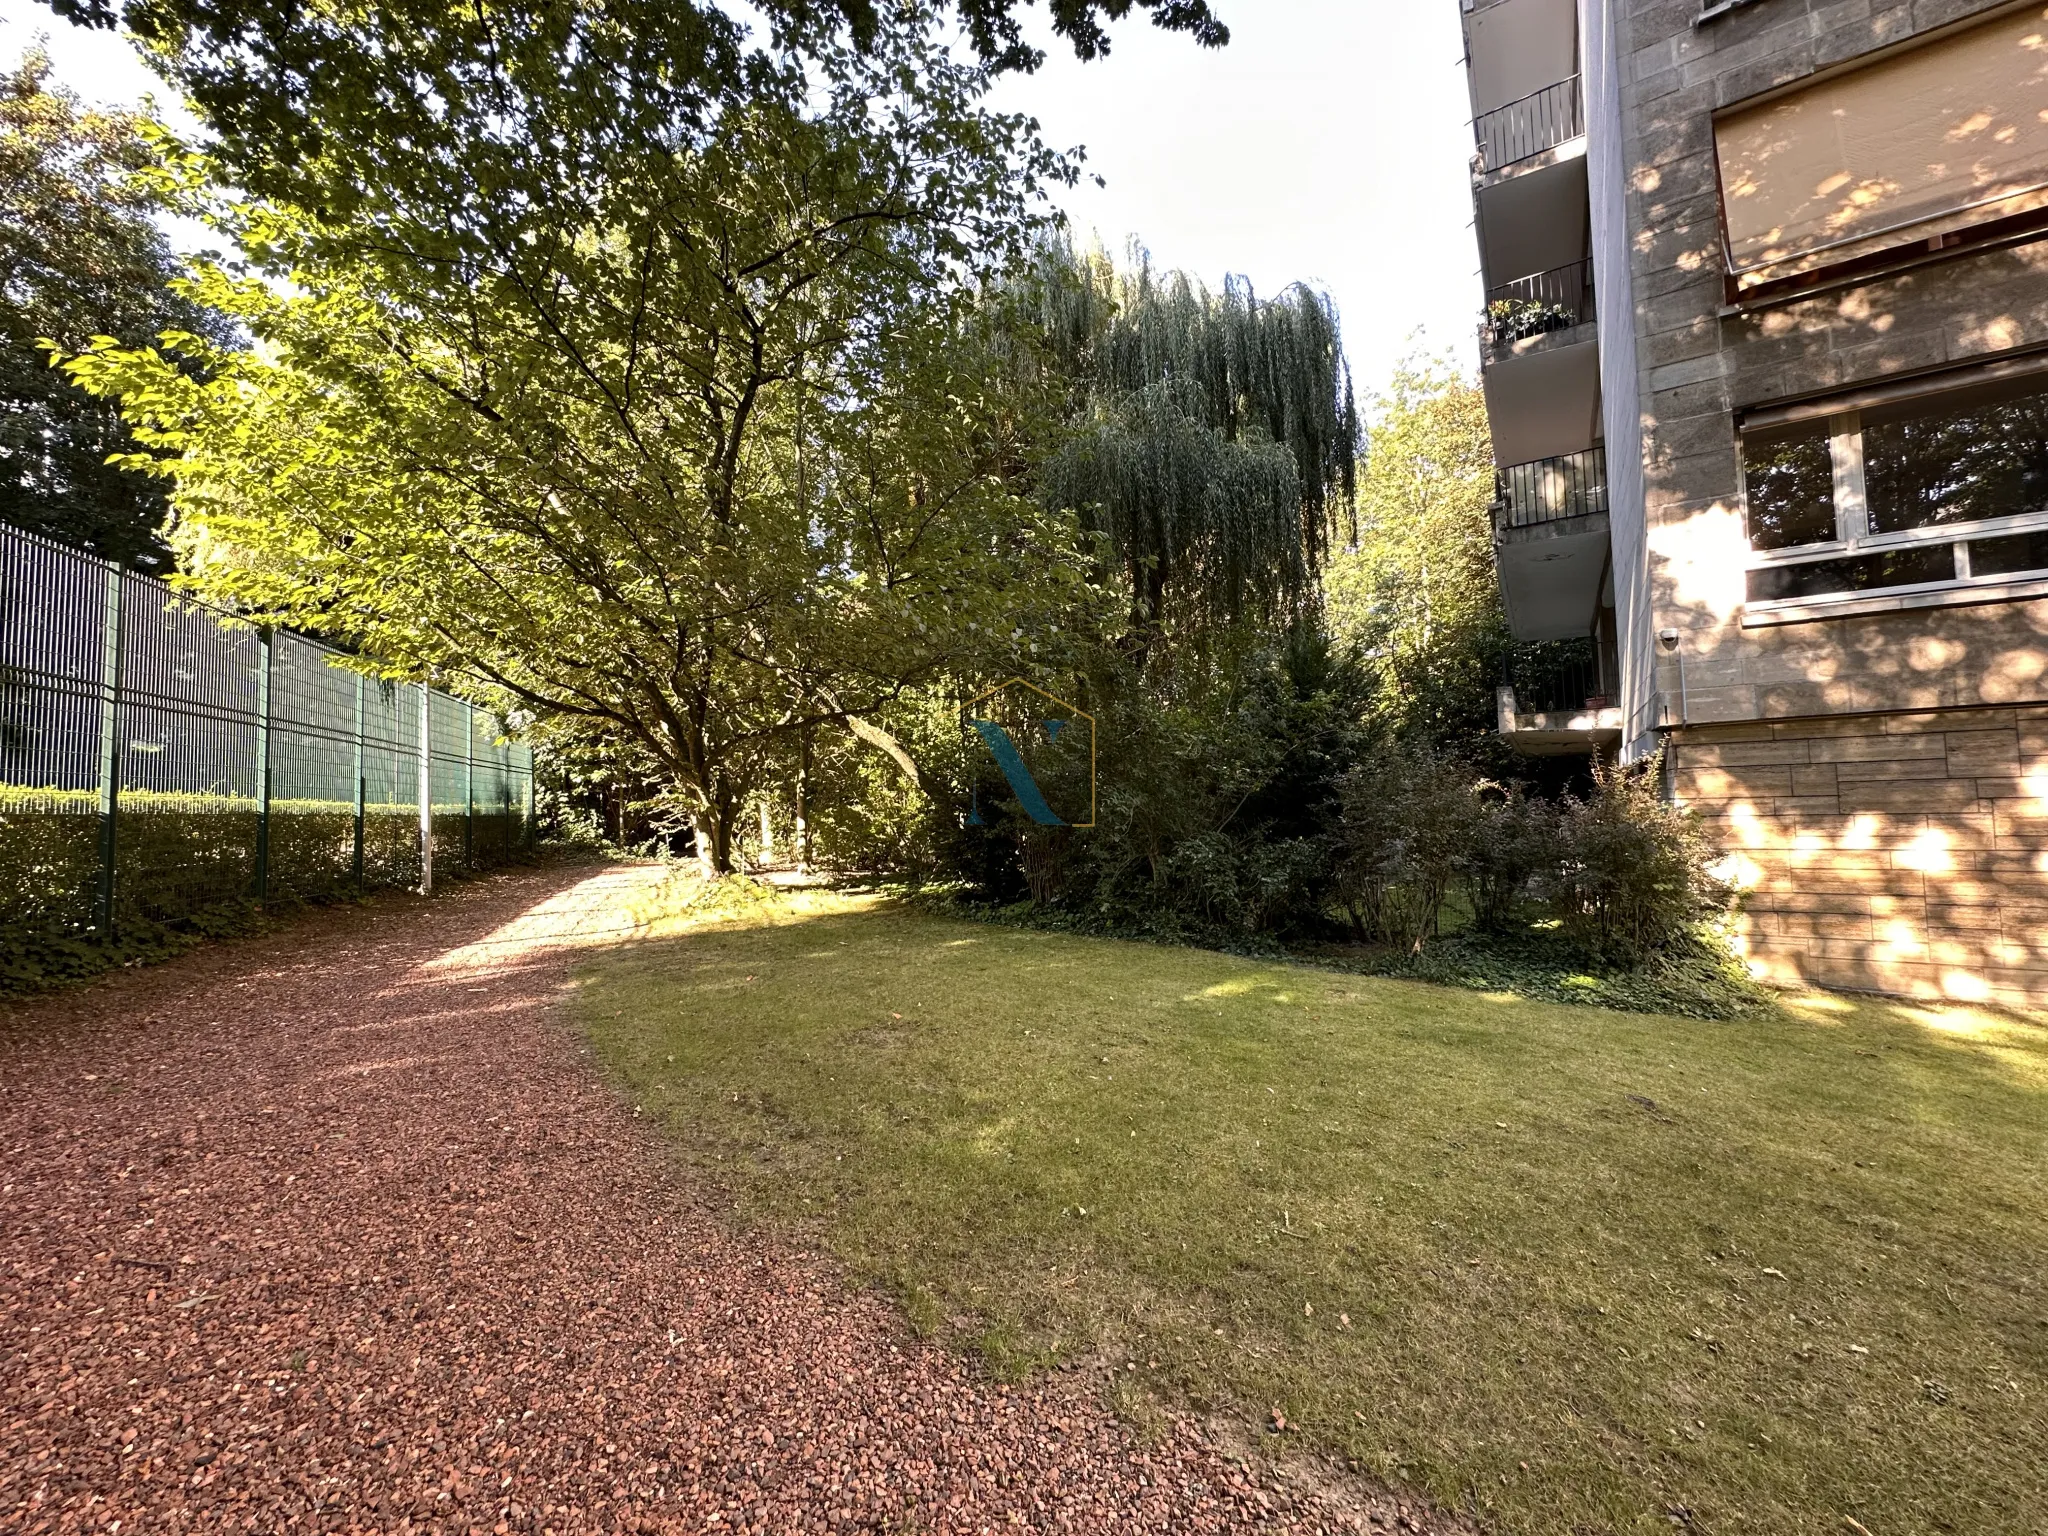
[49,0,1227,80]
[1028,241,1358,666]
[1323,357,1506,743]
[0,48,223,570]
[68,13,1097,872]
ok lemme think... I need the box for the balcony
[1496,447,1608,531]
[1492,448,1611,644]
[1473,75,1583,177]
[1497,638,1621,756]
[1483,259,1594,350]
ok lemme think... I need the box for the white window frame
[1739,393,2048,625]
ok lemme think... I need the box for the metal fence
[1483,258,1597,348]
[1506,637,1607,716]
[0,521,533,945]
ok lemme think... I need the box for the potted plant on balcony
[1487,297,1578,346]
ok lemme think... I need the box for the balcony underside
[1500,707,1624,756]
[1496,510,1609,642]
[1475,147,1588,283]
[1481,328,1600,466]
[1464,0,1577,117]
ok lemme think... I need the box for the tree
[68,14,1096,873]
[1324,356,1505,744]
[0,48,223,569]
[1027,241,1358,664]
[49,0,1228,85]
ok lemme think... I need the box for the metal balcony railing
[1496,446,1608,530]
[1473,76,1585,173]
[1505,637,1607,716]
[1483,259,1595,347]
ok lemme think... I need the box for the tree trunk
[690,803,738,877]
[795,731,812,874]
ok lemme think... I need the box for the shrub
[999,637,1367,941]
[0,786,529,997]
[1466,786,1558,934]
[1332,740,1482,950]
[1545,754,1729,960]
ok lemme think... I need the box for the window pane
[1968,529,2048,578]
[1747,544,1954,603]
[1864,378,2048,533]
[1743,425,1835,550]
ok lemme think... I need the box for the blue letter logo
[963,678,1096,829]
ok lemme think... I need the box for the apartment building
[1462,0,2048,1004]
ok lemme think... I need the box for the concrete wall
[1617,0,2048,727]
[1671,706,2048,1006]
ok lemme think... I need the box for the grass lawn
[571,881,2048,1536]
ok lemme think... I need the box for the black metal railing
[1506,637,1606,717]
[1474,75,1584,173]
[1484,259,1596,347]
[1496,446,1609,530]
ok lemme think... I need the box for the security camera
[1658,628,1681,651]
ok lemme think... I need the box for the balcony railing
[1473,75,1585,174]
[1484,259,1595,347]
[1496,446,1608,530]
[1505,637,1608,716]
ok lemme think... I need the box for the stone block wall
[1668,705,2048,1005]
[1616,0,2048,732]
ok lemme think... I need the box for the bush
[0,786,530,997]
[1546,754,1729,960]
[1332,740,1481,950]
[1466,786,1557,934]
[965,636,1369,943]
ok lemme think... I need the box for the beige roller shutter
[1715,4,2048,289]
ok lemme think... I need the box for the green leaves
[0,49,230,570]
[61,6,1090,872]
[1323,357,1504,744]
[1028,241,1359,651]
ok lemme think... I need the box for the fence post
[92,561,123,937]
[352,672,366,893]
[464,701,474,871]
[525,746,536,852]
[253,628,272,904]
[417,684,433,895]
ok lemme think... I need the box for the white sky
[985,1,1483,393]
[0,0,1484,396]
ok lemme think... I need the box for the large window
[1741,422,1835,550]
[1742,371,2048,612]
[1863,378,2048,534]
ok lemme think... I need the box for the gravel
[1,863,1461,1534]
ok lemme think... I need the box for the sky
[983,2,1483,394]
[0,0,1484,399]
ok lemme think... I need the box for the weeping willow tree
[1029,240,1359,660]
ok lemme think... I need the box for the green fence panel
[0,522,534,953]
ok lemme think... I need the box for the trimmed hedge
[0,788,531,996]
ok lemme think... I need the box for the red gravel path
[1,864,1456,1535]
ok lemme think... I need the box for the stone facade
[1670,706,2048,1005]
[1613,0,2048,1001]
[1619,0,2048,720]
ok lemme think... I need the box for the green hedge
[0,786,530,996]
